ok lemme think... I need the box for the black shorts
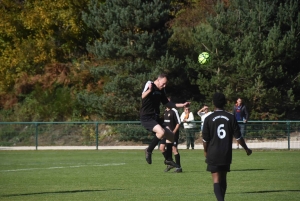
[140,115,164,132]
[206,164,231,173]
[160,132,179,147]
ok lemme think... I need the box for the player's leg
[165,141,173,161]
[237,124,245,149]
[159,138,169,161]
[211,172,225,201]
[191,130,195,149]
[219,172,227,199]
[161,139,177,170]
[172,133,182,173]
[159,139,166,153]
[142,119,163,164]
[144,123,175,164]
[164,139,179,169]
[207,164,229,201]
[186,129,191,149]
[161,126,175,142]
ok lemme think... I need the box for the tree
[189,0,300,119]
[0,0,92,108]
[79,0,187,120]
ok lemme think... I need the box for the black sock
[166,143,173,161]
[220,180,227,199]
[147,136,160,153]
[213,183,224,201]
[174,153,181,167]
[162,151,168,160]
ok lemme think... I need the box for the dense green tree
[79,0,188,120]
[188,0,300,119]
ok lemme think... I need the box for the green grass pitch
[0,149,299,201]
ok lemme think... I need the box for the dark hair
[213,92,226,108]
[158,73,168,79]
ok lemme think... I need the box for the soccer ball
[198,52,210,64]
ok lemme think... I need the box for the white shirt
[180,112,196,128]
[198,111,213,125]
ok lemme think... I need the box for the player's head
[156,73,168,90]
[184,106,190,113]
[213,92,226,109]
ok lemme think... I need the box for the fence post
[95,122,99,150]
[35,123,38,150]
[287,121,290,150]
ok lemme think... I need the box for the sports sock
[213,183,224,201]
[166,143,173,161]
[162,151,168,160]
[147,136,160,153]
[174,153,181,167]
[220,180,227,199]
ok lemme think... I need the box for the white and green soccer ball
[198,52,210,65]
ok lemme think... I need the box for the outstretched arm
[176,102,190,108]
[166,101,190,109]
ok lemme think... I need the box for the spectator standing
[197,104,213,131]
[232,98,249,149]
[180,106,196,149]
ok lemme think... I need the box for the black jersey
[140,81,169,117]
[164,108,181,135]
[202,110,242,166]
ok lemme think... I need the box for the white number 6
[217,124,226,139]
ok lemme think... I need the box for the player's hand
[183,102,191,107]
[246,148,252,156]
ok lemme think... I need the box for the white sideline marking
[0,163,125,172]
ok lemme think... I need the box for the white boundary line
[0,163,126,172]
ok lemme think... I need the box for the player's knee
[159,146,165,152]
[156,132,164,139]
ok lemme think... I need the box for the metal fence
[0,121,300,150]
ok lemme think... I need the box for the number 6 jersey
[202,110,242,165]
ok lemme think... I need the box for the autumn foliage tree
[0,0,94,120]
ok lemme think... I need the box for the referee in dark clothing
[140,73,190,165]
[202,92,252,201]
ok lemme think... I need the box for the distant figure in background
[197,104,213,131]
[180,106,196,149]
[202,92,252,201]
[232,98,249,149]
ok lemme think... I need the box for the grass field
[0,149,299,201]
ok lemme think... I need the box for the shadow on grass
[181,169,269,173]
[243,189,300,194]
[1,189,124,197]
[231,168,269,171]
